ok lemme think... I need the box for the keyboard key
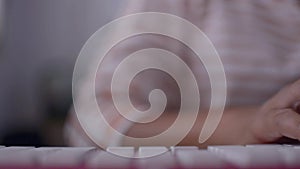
[35,147,95,167]
[210,146,285,168]
[208,145,244,154]
[292,145,300,149]
[278,147,300,167]
[138,146,168,158]
[245,144,282,148]
[170,146,198,154]
[107,147,135,157]
[134,151,177,169]
[1,146,34,150]
[176,149,227,168]
[86,149,133,169]
[0,147,35,166]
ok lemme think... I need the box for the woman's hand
[251,79,300,143]
[122,80,300,147]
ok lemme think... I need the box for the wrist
[248,106,273,144]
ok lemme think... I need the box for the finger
[267,79,300,109]
[274,109,300,140]
[292,101,300,113]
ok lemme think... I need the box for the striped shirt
[65,0,300,147]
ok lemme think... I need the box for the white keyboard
[0,144,299,169]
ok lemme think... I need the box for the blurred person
[65,0,300,148]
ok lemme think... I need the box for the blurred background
[0,0,126,146]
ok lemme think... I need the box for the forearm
[123,107,260,148]
[190,107,259,148]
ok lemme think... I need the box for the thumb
[274,108,300,140]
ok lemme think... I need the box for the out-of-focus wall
[0,0,4,47]
[0,0,126,145]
